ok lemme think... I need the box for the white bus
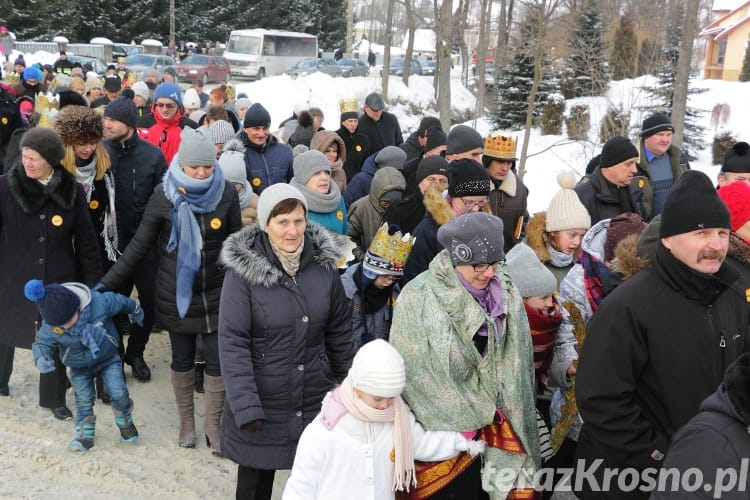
[224,29,318,80]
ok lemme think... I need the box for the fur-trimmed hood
[526,211,551,263]
[7,163,78,214]
[728,232,750,266]
[220,220,345,287]
[421,183,491,228]
[609,233,650,281]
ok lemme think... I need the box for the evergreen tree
[565,0,609,97]
[490,1,556,130]
[740,41,750,82]
[610,9,637,80]
[636,39,659,76]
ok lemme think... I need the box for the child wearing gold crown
[341,223,414,347]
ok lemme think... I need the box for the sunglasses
[155,102,177,109]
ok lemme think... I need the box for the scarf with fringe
[163,159,225,318]
[75,158,119,262]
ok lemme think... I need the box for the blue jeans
[70,355,130,423]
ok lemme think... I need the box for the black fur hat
[724,353,750,426]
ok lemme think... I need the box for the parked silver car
[286,58,343,78]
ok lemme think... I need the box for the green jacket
[390,250,540,498]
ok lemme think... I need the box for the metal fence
[14,41,59,54]
[14,41,107,61]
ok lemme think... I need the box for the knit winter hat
[717,181,750,233]
[600,136,639,168]
[545,172,591,232]
[604,212,647,263]
[20,128,65,167]
[349,339,406,398]
[375,146,407,170]
[722,142,750,173]
[292,144,309,157]
[446,125,484,155]
[131,81,149,101]
[178,126,216,168]
[437,211,505,266]
[58,89,88,109]
[724,352,750,426]
[209,120,235,145]
[103,74,122,92]
[55,105,103,146]
[24,279,80,327]
[235,97,252,111]
[85,75,102,93]
[293,150,330,186]
[146,69,162,82]
[243,102,271,128]
[417,116,442,137]
[363,223,415,278]
[506,243,557,298]
[14,55,25,68]
[447,158,491,198]
[425,127,447,152]
[256,183,308,230]
[416,156,449,184]
[103,96,138,129]
[182,88,201,110]
[585,154,601,175]
[660,170,730,238]
[640,112,674,139]
[153,82,182,107]
[23,66,42,81]
[218,139,248,184]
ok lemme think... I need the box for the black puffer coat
[0,164,102,348]
[218,222,353,470]
[102,181,241,334]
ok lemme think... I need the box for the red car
[177,55,231,84]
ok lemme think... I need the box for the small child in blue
[26,279,144,452]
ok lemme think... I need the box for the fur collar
[609,234,650,281]
[421,184,490,227]
[728,232,750,266]
[7,164,78,214]
[490,171,517,197]
[526,211,551,264]
[221,221,345,287]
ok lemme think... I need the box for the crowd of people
[0,43,749,500]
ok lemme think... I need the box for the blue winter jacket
[32,286,138,369]
[242,134,294,195]
[343,153,378,207]
[307,197,348,235]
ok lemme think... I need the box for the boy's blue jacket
[32,283,137,369]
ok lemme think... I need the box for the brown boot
[203,374,225,456]
[171,369,196,448]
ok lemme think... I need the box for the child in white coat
[283,339,485,499]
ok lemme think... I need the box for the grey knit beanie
[446,125,484,155]
[437,212,505,266]
[178,126,216,168]
[375,146,407,170]
[256,183,308,230]
[506,243,557,298]
[218,139,248,184]
[293,150,331,186]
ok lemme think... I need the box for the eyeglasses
[155,102,177,109]
[472,261,502,273]
[462,198,489,209]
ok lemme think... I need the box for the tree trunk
[494,0,515,69]
[670,0,699,149]
[381,0,396,100]
[403,0,416,85]
[436,0,453,129]
[475,0,492,113]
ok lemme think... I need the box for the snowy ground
[4,49,750,498]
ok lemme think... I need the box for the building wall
[722,23,750,80]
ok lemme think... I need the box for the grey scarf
[290,177,341,213]
[74,159,119,262]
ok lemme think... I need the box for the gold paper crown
[484,133,518,160]
[339,98,359,115]
[35,93,59,115]
[225,84,236,100]
[363,223,416,274]
[3,72,20,85]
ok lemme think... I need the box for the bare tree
[494,0,515,68]
[435,0,453,129]
[402,0,416,84]
[518,0,559,179]
[670,0,700,149]
[474,0,493,113]
[381,0,397,99]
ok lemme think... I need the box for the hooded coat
[347,166,405,259]
[0,164,103,348]
[309,130,347,192]
[101,180,241,335]
[574,244,749,498]
[218,222,354,470]
[342,153,378,207]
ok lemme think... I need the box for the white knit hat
[131,81,149,101]
[545,172,591,232]
[349,340,406,398]
[256,183,308,230]
[506,243,557,298]
[183,88,201,110]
